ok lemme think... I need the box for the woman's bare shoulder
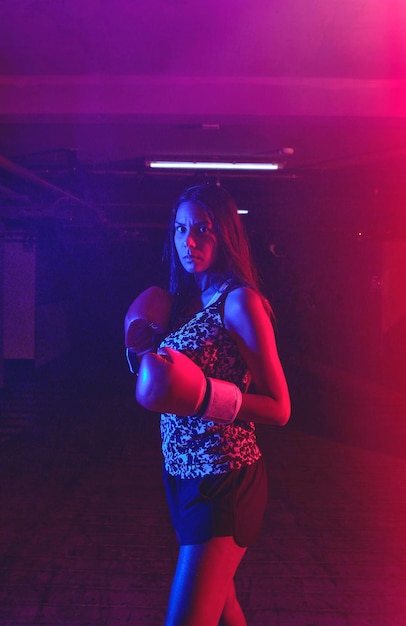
[226,284,266,308]
[224,286,268,330]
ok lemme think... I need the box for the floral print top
[159,287,262,479]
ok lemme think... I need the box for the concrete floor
[0,359,405,626]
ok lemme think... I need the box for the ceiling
[0,0,405,229]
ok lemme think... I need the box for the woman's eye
[175,224,211,235]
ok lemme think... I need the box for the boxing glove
[124,286,174,373]
[136,347,242,425]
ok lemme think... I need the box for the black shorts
[163,457,268,547]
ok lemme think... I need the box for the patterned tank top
[159,286,262,479]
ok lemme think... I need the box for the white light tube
[146,160,280,171]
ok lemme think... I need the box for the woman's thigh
[165,536,247,626]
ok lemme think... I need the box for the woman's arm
[224,287,291,426]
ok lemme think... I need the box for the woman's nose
[184,233,196,248]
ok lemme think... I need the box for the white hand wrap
[199,378,243,425]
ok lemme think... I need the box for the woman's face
[174,201,218,275]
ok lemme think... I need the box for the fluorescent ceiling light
[146,160,281,171]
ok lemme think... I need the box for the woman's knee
[165,538,246,626]
[220,580,247,626]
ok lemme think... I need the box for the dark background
[1,0,405,453]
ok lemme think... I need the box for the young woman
[126,183,291,626]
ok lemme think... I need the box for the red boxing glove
[124,286,174,373]
[136,347,242,425]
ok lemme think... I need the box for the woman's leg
[164,536,247,626]
[219,579,247,626]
